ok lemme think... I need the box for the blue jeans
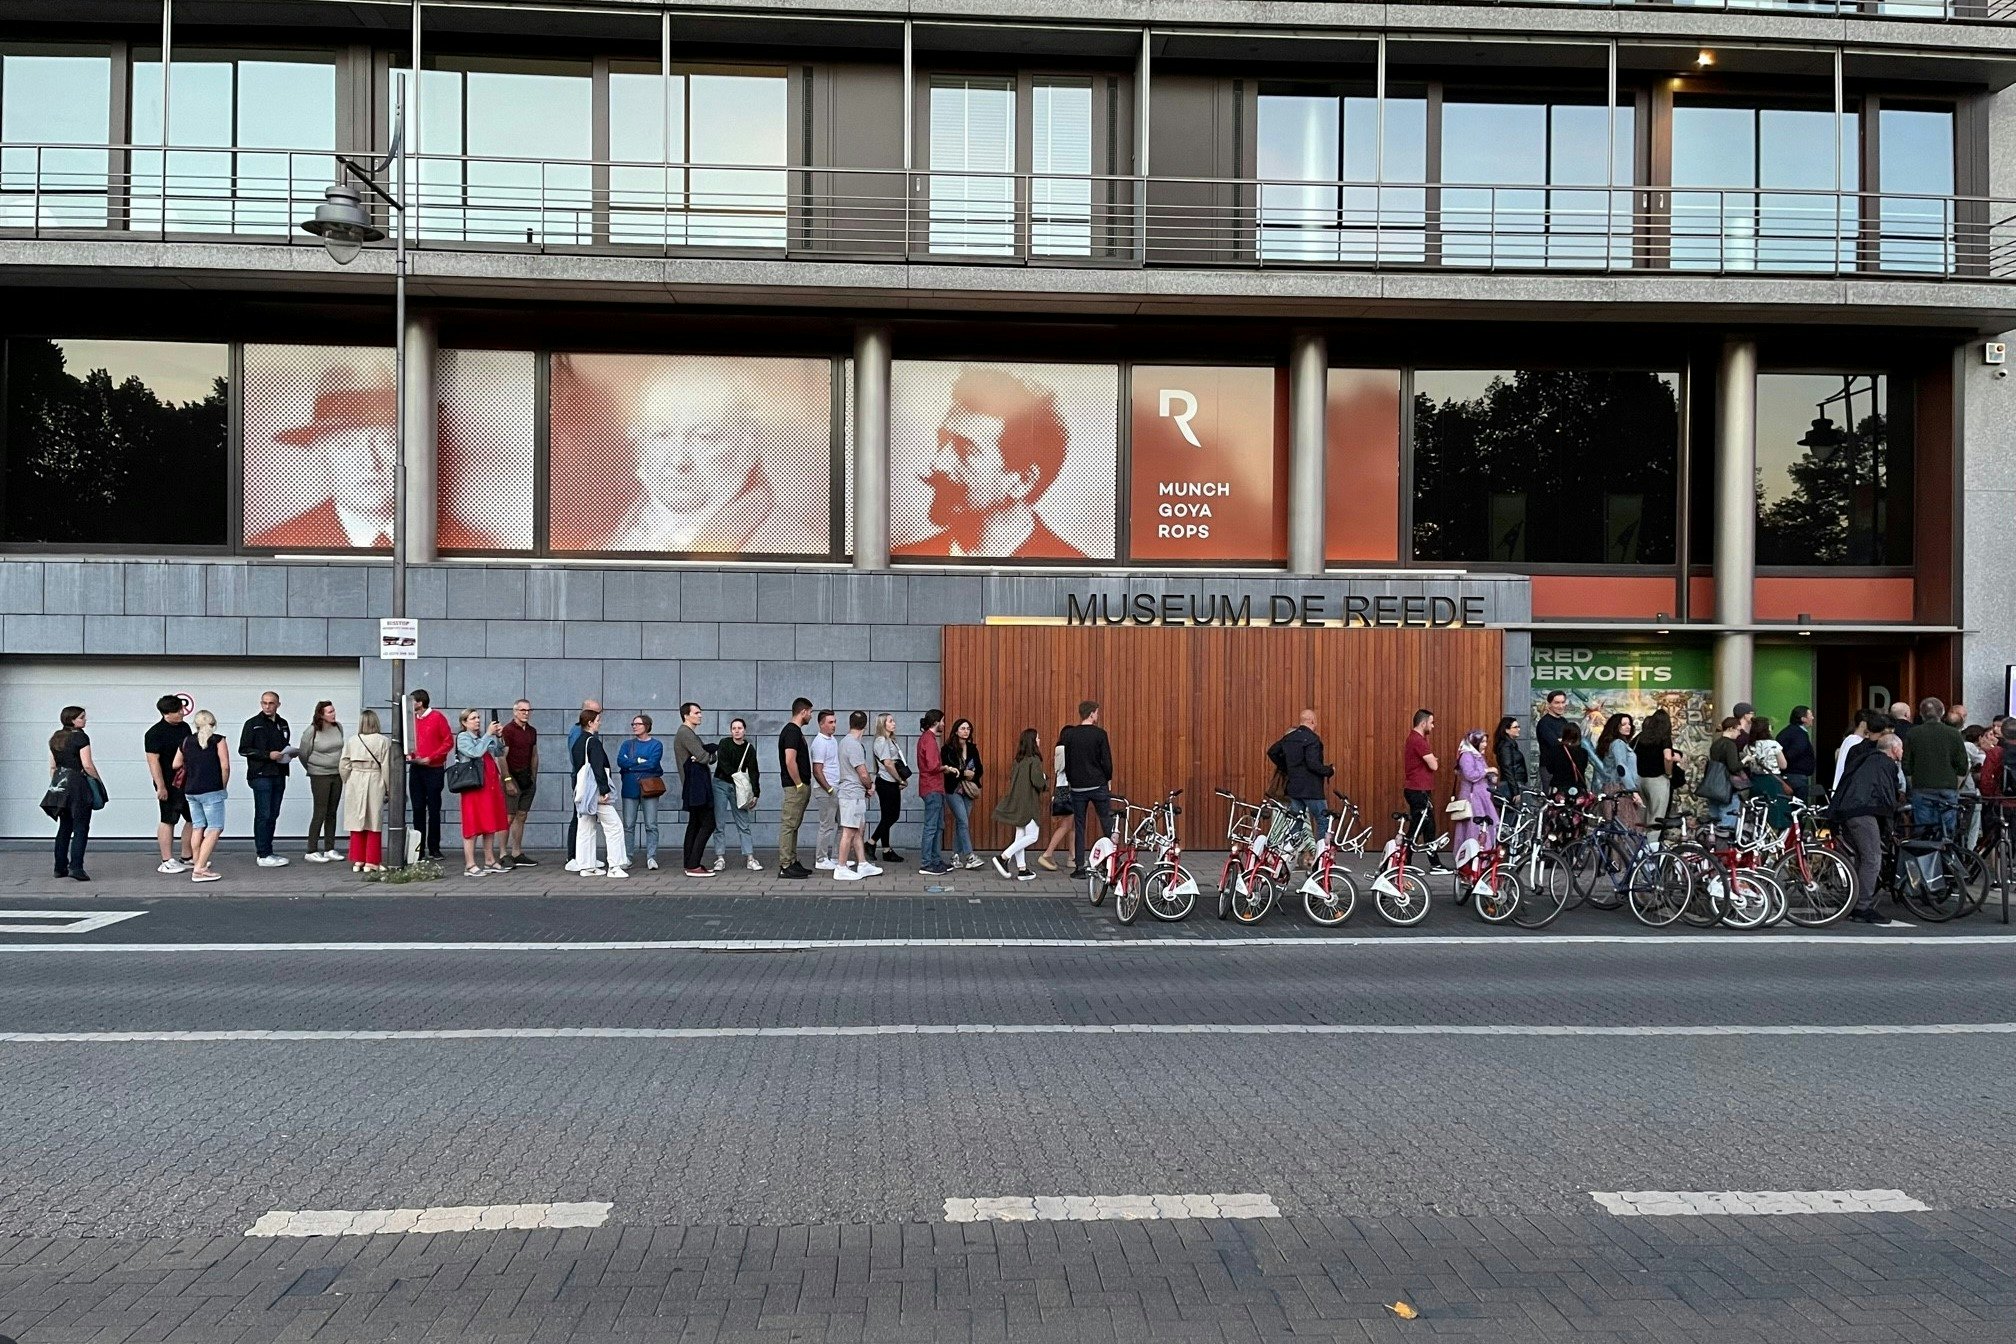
[945,791,974,857]
[621,795,659,861]
[712,778,755,858]
[1912,788,1959,840]
[249,775,286,857]
[920,791,946,868]
[1288,797,1329,837]
[1711,796,1740,831]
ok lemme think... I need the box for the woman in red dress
[454,709,511,877]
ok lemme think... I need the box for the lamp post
[300,72,412,866]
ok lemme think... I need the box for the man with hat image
[248,368,398,550]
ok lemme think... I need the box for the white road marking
[1591,1189,1930,1216]
[246,1201,611,1237]
[3,1022,2013,1044]
[944,1193,1280,1222]
[0,911,147,935]
[0,933,2008,953]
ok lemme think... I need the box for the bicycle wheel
[1087,861,1108,906]
[1719,872,1774,930]
[1897,847,1966,922]
[1675,847,1726,928]
[1512,851,1570,929]
[1373,868,1431,927]
[1952,846,1989,918]
[1471,869,1522,925]
[1229,871,1277,924]
[1143,865,1197,922]
[1564,838,1601,905]
[1216,855,1237,921]
[1114,869,1143,925]
[1585,832,1642,911]
[1779,848,1856,928]
[1302,868,1358,927]
[1626,848,1694,928]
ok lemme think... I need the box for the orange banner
[1127,365,1285,563]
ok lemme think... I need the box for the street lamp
[299,72,414,866]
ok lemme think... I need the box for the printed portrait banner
[242,344,537,552]
[548,353,833,556]
[889,360,1118,562]
[1127,365,1286,563]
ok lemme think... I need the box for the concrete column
[401,310,438,563]
[1712,336,1757,714]
[852,324,892,570]
[1286,331,1328,575]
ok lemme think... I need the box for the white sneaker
[607,868,629,879]
[158,859,189,874]
[746,857,763,871]
[256,855,288,868]
[855,862,883,877]
[564,858,585,872]
[646,857,659,871]
[964,855,983,870]
[816,858,837,871]
[833,865,864,881]
[711,855,727,873]
[579,866,606,877]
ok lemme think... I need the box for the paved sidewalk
[7,1209,2016,1344]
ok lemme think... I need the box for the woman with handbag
[453,709,510,877]
[571,708,629,878]
[1594,713,1645,832]
[337,709,391,872]
[1448,729,1500,904]
[1035,728,1075,871]
[174,709,232,882]
[712,717,763,872]
[617,713,665,872]
[942,717,984,870]
[1636,709,1681,827]
[674,701,717,877]
[868,712,907,863]
[44,705,102,881]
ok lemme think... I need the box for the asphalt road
[5,891,2016,1342]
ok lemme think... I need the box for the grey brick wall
[0,559,1533,851]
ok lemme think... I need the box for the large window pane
[1030,79,1093,257]
[1756,372,1909,565]
[408,57,592,244]
[3,338,228,546]
[1258,88,1425,263]
[1411,369,1679,565]
[1879,107,1954,273]
[930,76,1015,255]
[1672,101,1857,271]
[609,62,672,243]
[1,49,112,228]
[133,51,336,235]
[688,72,787,248]
[1443,95,1635,268]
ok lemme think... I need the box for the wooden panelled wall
[940,625,1507,851]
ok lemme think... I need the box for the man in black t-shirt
[143,694,195,874]
[775,698,814,880]
[1058,700,1115,879]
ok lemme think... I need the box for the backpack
[2002,746,2016,799]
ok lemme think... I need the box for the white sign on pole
[379,618,419,661]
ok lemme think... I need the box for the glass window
[1030,78,1093,258]
[406,56,592,244]
[1411,369,1680,565]
[1,47,113,229]
[930,76,1016,255]
[1441,94,1635,268]
[606,64,787,248]
[3,338,229,547]
[1756,373,1909,566]
[1257,87,1425,262]
[1672,99,1857,271]
[1878,106,1954,274]
[132,50,336,235]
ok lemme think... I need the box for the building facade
[3,0,2015,848]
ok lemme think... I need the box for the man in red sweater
[407,688,454,861]
[917,710,949,876]
[1403,709,1445,869]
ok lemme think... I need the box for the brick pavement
[6,1209,2016,1343]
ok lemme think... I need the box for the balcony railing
[1393,0,2016,21]
[4,144,2014,282]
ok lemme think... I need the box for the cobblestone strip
[245,1201,612,1236]
[1592,1189,1933,1215]
[943,1192,1281,1221]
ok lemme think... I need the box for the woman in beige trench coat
[339,708,393,872]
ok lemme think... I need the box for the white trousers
[1001,820,1039,865]
[575,803,629,870]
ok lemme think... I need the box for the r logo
[1158,389,1201,447]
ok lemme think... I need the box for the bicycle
[1501,790,1573,928]
[1213,790,1279,923]
[1131,791,1201,924]
[1215,793,1312,924]
[1296,790,1363,927]
[1758,797,1856,928]
[1368,808,1438,927]
[1888,798,1985,922]
[1672,804,1784,931]
[1450,822,1522,924]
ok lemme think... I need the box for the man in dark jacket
[1268,709,1336,834]
[1833,731,1903,926]
[1535,691,1570,790]
[239,691,292,867]
[1059,701,1114,880]
[1901,696,1970,840]
[1776,706,1817,802]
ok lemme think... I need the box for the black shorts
[158,787,190,826]
[507,771,537,813]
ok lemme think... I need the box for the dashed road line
[246,1202,612,1237]
[3,1022,2014,1044]
[1591,1190,1931,1216]
[0,933,2009,953]
[0,911,148,935]
[944,1193,1280,1222]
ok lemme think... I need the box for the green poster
[1532,644,1717,767]
[1754,645,1816,738]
